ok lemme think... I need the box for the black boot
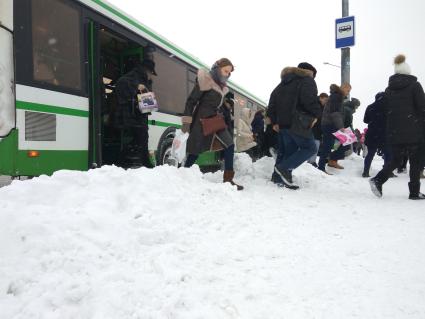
[408,182,425,200]
[369,178,383,198]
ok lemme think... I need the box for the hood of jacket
[197,68,229,96]
[280,67,313,85]
[388,74,417,91]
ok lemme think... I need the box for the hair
[215,58,234,71]
[319,92,329,98]
[341,83,352,90]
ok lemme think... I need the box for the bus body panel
[0,0,13,30]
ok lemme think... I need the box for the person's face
[220,65,233,78]
[319,96,329,106]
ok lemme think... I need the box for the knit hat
[394,54,411,75]
[298,62,317,78]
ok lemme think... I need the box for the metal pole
[341,0,350,86]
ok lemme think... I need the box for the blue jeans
[363,145,392,174]
[275,129,317,171]
[318,125,350,170]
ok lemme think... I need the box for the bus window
[31,0,82,91]
[188,69,197,96]
[152,50,187,114]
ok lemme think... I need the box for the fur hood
[280,67,314,79]
[197,68,229,96]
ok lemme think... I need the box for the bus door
[86,20,102,168]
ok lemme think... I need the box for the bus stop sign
[336,16,355,49]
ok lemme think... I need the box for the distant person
[308,92,329,167]
[182,58,243,190]
[318,83,352,173]
[236,107,257,155]
[369,54,425,200]
[251,109,265,158]
[114,59,157,168]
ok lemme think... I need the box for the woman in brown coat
[182,58,243,190]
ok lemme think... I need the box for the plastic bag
[332,127,357,146]
[171,129,189,163]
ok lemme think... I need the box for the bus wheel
[157,137,179,167]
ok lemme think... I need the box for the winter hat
[298,62,317,78]
[394,54,411,75]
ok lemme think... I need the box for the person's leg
[223,144,243,190]
[407,144,424,198]
[363,146,377,177]
[318,126,336,171]
[184,154,199,168]
[308,139,321,165]
[374,144,404,185]
[278,131,317,171]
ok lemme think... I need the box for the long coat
[321,84,345,131]
[384,74,425,145]
[182,69,234,155]
[363,93,387,148]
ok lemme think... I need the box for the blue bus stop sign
[336,16,355,48]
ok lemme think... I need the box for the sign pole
[341,0,350,86]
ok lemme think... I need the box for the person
[114,59,157,168]
[263,116,278,158]
[267,62,321,189]
[362,92,393,177]
[181,58,243,190]
[308,92,329,167]
[251,110,265,158]
[369,54,425,199]
[318,83,352,173]
[236,107,257,155]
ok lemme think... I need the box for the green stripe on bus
[16,101,89,117]
[148,120,181,128]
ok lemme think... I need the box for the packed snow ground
[1,154,425,319]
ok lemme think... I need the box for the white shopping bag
[171,129,189,163]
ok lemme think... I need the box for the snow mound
[1,156,425,319]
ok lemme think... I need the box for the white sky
[107,0,425,128]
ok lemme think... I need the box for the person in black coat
[362,92,392,177]
[308,92,329,166]
[370,55,425,199]
[251,110,265,159]
[114,59,157,168]
[267,62,321,189]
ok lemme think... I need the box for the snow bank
[1,155,425,318]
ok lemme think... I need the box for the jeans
[363,145,392,174]
[318,125,350,170]
[275,129,317,171]
[185,144,235,170]
[308,139,321,164]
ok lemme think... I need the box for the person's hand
[138,84,146,92]
[272,124,280,132]
[181,123,190,133]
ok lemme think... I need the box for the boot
[223,170,243,191]
[408,182,425,200]
[328,160,344,169]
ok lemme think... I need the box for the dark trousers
[374,143,425,191]
[275,129,317,171]
[318,125,350,170]
[185,144,235,171]
[363,145,392,174]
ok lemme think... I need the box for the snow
[1,154,425,319]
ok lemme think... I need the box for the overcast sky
[108,0,425,128]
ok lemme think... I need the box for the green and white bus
[0,0,266,177]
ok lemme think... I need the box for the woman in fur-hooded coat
[182,58,243,190]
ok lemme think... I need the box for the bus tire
[157,136,179,167]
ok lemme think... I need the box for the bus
[0,0,267,177]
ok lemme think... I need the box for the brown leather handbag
[200,114,227,136]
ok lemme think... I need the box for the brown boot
[223,170,244,191]
[328,160,344,169]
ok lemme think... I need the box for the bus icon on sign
[338,25,352,33]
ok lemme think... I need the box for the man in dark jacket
[370,55,425,199]
[318,83,352,173]
[362,92,392,177]
[114,59,157,168]
[267,62,321,189]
